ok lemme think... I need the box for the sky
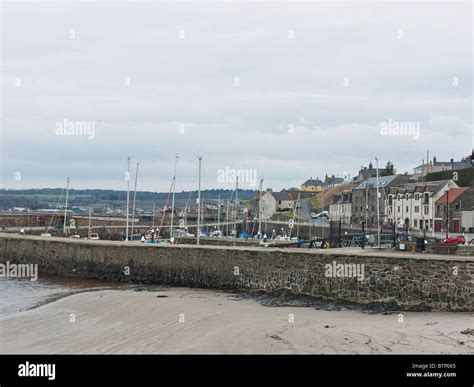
[1,0,472,192]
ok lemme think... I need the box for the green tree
[381,161,396,176]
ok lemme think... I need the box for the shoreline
[2,233,473,312]
[1,287,473,354]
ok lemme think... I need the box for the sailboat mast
[170,153,179,239]
[197,156,202,245]
[225,199,229,236]
[88,206,92,239]
[63,177,70,236]
[234,176,238,246]
[152,202,155,228]
[296,191,301,239]
[131,162,140,237]
[217,194,220,234]
[125,156,131,241]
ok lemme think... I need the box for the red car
[442,235,466,245]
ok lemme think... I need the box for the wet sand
[0,288,472,354]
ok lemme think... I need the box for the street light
[375,157,381,249]
[445,189,449,239]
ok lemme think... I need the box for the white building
[329,191,352,224]
[385,180,457,232]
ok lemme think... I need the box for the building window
[424,206,429,215]
[415,206,419,213]
[423,193,429,204]
[415,194,419,200]
[397,206,400,213]
[414,219,418,227]
[406,206,409,213]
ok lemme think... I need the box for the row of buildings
[332,175,473,233]
[330,155,474,233]
[257,154,474,234]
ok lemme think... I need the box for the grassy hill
[310,183,355,211]
[426,167,474,188]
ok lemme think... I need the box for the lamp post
[63,177,70,237]
[445,189,449,239]
[375,157,381,249]
[125,156,131,241]
[197,156,202,246]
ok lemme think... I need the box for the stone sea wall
[1,234,473,311]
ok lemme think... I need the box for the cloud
[1,1,472,191]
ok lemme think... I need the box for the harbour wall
[1,234,473,311]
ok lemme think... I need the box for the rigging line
[156,179,175,239]
[176,190,192,243]
[48,188,65,229]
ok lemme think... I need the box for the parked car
[312,211,329,219]
[442,235,466,245]
[40,233,52,237]
[172,229,194,238]
[210,230,222,237]
[89,233,100,240]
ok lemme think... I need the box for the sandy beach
[0,287,472,354]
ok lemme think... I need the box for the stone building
[300,178,324,192]
[259,190,301,220]
[435,187,474,233]
[351,175,405,227]
[413,156,471,181]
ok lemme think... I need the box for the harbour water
[0,274,121,317]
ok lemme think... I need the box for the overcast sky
[1,1,472,192]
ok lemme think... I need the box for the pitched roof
[302,178,323,186]
[354,175,398,190]
[331,191,352,205]
[273,191,298,201]
[435,188,467,205]
[414,161,471,170]
[388,180,452,195]
[324,176,344,185]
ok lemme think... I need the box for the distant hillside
[426,167,474,188]
[0,188,259,210]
